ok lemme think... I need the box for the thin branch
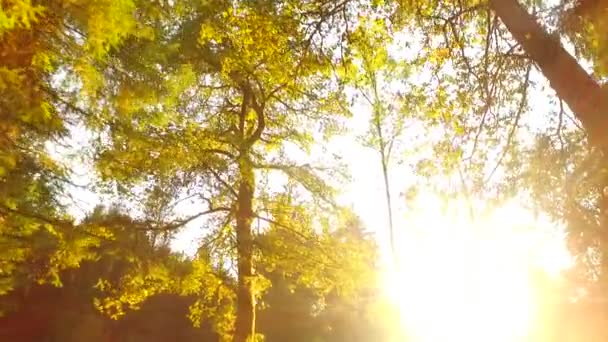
[199,215,234,255]
[200,148,236,159]
[0,204,111,240]
[484,63,532,184]
[243,84,266,149]
[207,167,238,198]
[134,207,231,232]
[557,98,566,153]
[41,85,94,119]
[166,193,205,210]
[469,105,490,166]
[254,214,313,242]
[0,204,73,228]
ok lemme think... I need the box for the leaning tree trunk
[490,0,608,282]
[489,0,608,153]
[234,152,256,342]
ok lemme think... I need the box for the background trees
[0,205,384,342]
[0,0,146,299]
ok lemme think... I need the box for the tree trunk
[489,0,608,153]
[234,153,256,342]
[380,155,397,265]
[491,0,608,285]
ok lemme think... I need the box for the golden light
[382,193,572,342]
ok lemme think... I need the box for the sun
[381,194,572,342]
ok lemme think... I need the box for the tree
[0,0,151,297]
[0,205,219,342]
[388,0,608,287]
[78,1,372,340]
[488,0,608,153]
[344,14,409,263]
[10,0,608,339]
[487,0,608,288]
[560,0,608,78]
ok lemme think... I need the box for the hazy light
[382,194,571,342]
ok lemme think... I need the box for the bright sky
[325,28,576,338]
[288,87,572,341]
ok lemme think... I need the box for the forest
[1,0,608,341]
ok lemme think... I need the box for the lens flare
[382,195,571,342]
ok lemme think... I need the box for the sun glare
[382,194,572,342]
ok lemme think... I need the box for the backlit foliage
[3,0,608,341]
[75,0,375,339]
[0,0,144,297]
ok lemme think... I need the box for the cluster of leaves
[0,205,222,341]
[0,204,386,341]
[0,0,148,296]
[388,0,537,195]
[91,204,379,340]
[560,0,608,77]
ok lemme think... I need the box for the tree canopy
[3,0,608,341]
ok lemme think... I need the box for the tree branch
[242,84,266,149]
[207,167,238,198]
[484,63,532,184]
[133,207,231,232]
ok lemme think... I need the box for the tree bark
[490,0,608,284]
[234,152,256,342]
[489,0,608,154]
